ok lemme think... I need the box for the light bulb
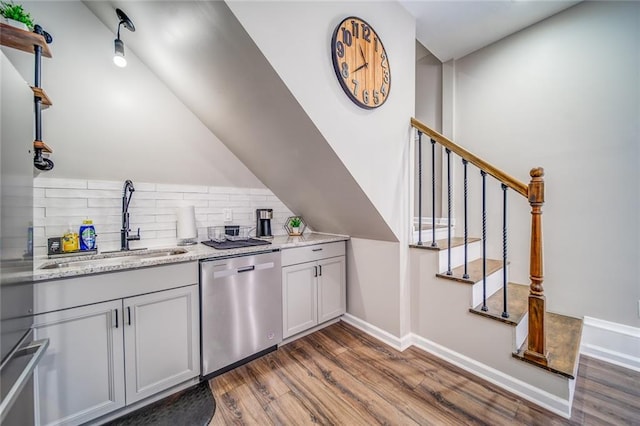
[113,54,127,67]
[114,38,127,68]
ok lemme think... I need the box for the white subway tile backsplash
[183,193,229,202]
[128,199,157,208]
[134,191,184,200]
[157,199,208,208]
[45,189,120,199]
[156,183,208,193]
[155,214,178,223]
[35,177,86,189]
[125,182,155,192]
[45,207,120,217]
[34,178,295,252]
[87,180,123,190]
[87,198,120,208]
[44,198,88,208]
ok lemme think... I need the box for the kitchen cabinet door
[282,262,317,338]
[123,285,199,404]
[317,256,346,324]
[33,300,125,426]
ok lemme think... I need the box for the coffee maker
[256,209,273,238]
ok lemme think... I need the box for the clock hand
[359,45,366,62]
[352,62,369,73]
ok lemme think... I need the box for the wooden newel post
[524,167,549,365]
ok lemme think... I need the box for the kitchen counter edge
[33,233,349,281]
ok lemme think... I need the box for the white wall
[453,2,640,326]
[1,1,261,188]
[228,1,416,336]
[227,1,415,237]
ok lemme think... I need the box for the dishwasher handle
[237,265,255,273]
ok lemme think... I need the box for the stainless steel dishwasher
[200,250,282,378]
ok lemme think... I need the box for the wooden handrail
[411,118,529,198]
[410,117,548,367]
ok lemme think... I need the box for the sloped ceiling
[84,1,396,241]
[399,0,580,61]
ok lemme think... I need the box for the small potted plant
[0,1,34,31]
[289,216,302,234]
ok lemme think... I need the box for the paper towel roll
[177,206,197,240]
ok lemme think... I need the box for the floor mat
[106,382,215,426]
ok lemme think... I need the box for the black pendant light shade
[113,8,135,67]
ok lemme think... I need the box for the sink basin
[38,248,189,270]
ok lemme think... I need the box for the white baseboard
[410,335,572,419]
[581,316,640,372]
[342,314,571,419]
[341,313,412,351]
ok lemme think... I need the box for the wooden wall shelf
[0,23,52,58]
[34,140,53,153]
[31,86,52,108]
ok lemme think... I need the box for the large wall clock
[331,16,391,109]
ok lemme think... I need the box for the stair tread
[436,258,503,284]
[469,282,529,326]
[410,236,481,251]
[512,312,583,379]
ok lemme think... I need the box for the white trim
[341,314,411,351]
[280,318,341,347]
[342,314,572,419]
[580,316,640,372]
[410,335,572,419]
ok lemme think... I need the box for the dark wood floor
[209,322,640,425]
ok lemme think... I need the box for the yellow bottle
[62,230,79,252]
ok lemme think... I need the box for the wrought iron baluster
[431,139,437,248]
[502,184,509,318]
[417,131,423,246]
[446,148,452,275]
[481,171,488,312]
[462,159,469,279]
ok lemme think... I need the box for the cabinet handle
[319,265,322,276]
[127,306,132,326]
[312,248,323,252]
[314,266,318,277]
[114,309,119,328]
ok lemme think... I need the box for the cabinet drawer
[34,261,198,315]
[281,241,345,266]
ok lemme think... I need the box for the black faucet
[121,179,140,250]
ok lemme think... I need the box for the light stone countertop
[33,233,349,282]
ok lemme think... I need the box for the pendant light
[114,8,135,67]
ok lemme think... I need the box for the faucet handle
[127,228,141,241]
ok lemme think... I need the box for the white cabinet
[32,262,200,426]
[33,300,125,426]
[124,285,200,404]
[282,262,318,337]
[282,242,346,339]
[317,256,346,323]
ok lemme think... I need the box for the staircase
[409,118,583,418]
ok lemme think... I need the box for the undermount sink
[38,248,189,270]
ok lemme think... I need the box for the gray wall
[414,41,443,219]
[452,1,639,326]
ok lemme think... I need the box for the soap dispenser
[79,219,96,250]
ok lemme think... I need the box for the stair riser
[471,266,507,308]
[412,227,450,245]
[515,311,529,350]
[438,240,481,273]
